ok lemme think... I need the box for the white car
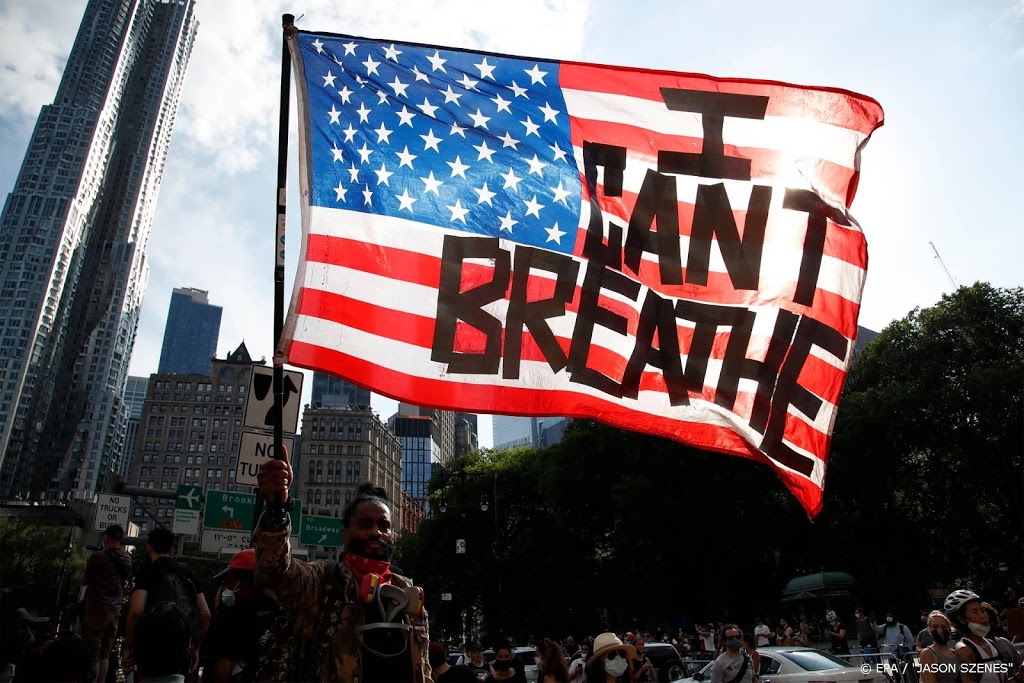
[676,646,885,683]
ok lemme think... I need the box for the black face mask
[494,660,513,671]
[346,537,394,561]
[931,628,950,645]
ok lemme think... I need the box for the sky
[1,0,1021,450]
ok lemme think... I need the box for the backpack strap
[727,655,750,683]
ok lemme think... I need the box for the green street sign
[175,484,203,510]
[299,514,342,548]
[204,491,258,532]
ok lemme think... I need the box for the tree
[0,518,89,621]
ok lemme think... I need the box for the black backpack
[150,564,202,640]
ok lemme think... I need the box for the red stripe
[559,61,884,141]
[568,117,861,209]
[287,339,825,517]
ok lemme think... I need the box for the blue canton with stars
[297,33,582,254]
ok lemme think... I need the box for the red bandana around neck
[343,552,393,584]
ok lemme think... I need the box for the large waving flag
[282,29,884,517]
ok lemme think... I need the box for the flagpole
[267,13,295,528]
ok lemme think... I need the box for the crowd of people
[1,444,1022,683]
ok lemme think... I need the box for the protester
[629,638,655,683]
[569,640,591,683]
[80,524,132,683]
[465,644,490,681]
[872,612,914,657]
[753,619,771,649]
[945,588,1024,683]
[430,642,453,681]
[536,638,570,683]
[130,602,193,683]
[823,613,850,655]
[741,632,760,674]
[587,633,634,683]
[255,446,431,682]
[777,620,795,647]
[123,527,210,681]
[487,642,523,682]
[201,549,278,682]
[918,611,958,683]
[855,608,878,662]
[917,612,935,651]
[710,626,754,683]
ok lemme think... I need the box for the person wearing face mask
[710,627,754,683]
[586,633,634,683]
[945,590,1024,683]
[488,643,523,682]
[823,615,850,655]
[201,549,279,682]
[871,611,914,657]
[568,640,591,683]
[919,611,958,683]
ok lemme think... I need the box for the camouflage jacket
[253,513,432,683]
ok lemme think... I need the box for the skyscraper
[158,287,222,375]
[492,415,570,450]
[310,372,371,409]
[0,0,198,500]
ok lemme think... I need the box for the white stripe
[562,88,866,172]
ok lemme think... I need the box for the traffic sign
[243,365,303,433]
[234,432,296,486]
[455,539,466,554]
[173,485,203,535]
[441,593,453,601]
[95,494,130,532]
[203,490,257,532]
[200,529,250,554]
[299,514,342,547]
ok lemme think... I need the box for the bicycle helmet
[943,589,980,617]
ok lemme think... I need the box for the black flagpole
[267,13,296,527]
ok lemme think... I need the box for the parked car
[675,646,886,683]
[643,642,687,682]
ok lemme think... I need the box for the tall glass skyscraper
[311,372,371,409]
[158,287,222,375]
[0,0,198,500]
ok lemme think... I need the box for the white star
[356,103,371,123]
[312,38,325,54]
[491,93,511,114]
[342,123,357,142]
[551,181,571,205]
[526,154,547,176]
[427,50,447,72]
[474,57,497,80]
[500,167,522,191]
[337,86,353,104]
[333,180,347,202]
[330,143,344,162]
[457,74,479,91]
[418,98,439,118]
[509,81,529,98]
[374,122,394,144]
[420,129,443,152]
[521,116,540,137]
[355,75,368,88]
[374,163,394,186]
[449,122,467,137]
[362,54,381,76]
[473,140,495,162]
[388,76,409,98]
[468,109,491,129]
[362,184,373,206]
[421,171,444,195]
[384,44,402,62]
[322,71,337,87]
[411,65,429,83]
[523,195,545,218]
[447,198,469,224]
[342,42,358,56]
[545,222,567,244]
[550,142,568,163]
[498,211,518,233]
[473,182,496,206]
[525,64,548,85]
[446,156,470,179]
[538,102,559,123]
[376,90,390,105]
[396,188,417,212]
[497,131,520,150]
[357,143,373,164]
[396,146,417,169]
[347,163,359,182]
[441,85,462,105]
[396,105,416,127]
[327,105,342,124]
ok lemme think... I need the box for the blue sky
[1,0,1021,448]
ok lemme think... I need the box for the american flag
[282,30,884,516]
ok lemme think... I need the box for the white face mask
[220,587,236,608]
[968,622,990,637]
[605,657,628,678]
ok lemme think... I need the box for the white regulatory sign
[235,432,297,486]
[95,494,130,532]
[243,365,303,433]
[200,529,250,554]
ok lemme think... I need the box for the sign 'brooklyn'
[280,30,884,517]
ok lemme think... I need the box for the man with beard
[255,447,432,682]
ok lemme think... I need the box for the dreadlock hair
[342,482,390,528]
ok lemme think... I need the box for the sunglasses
[605,650,628,661]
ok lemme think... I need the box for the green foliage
[0,518,89,620]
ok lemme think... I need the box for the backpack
[150,563,202,640]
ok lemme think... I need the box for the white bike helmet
[943,589,980,617]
